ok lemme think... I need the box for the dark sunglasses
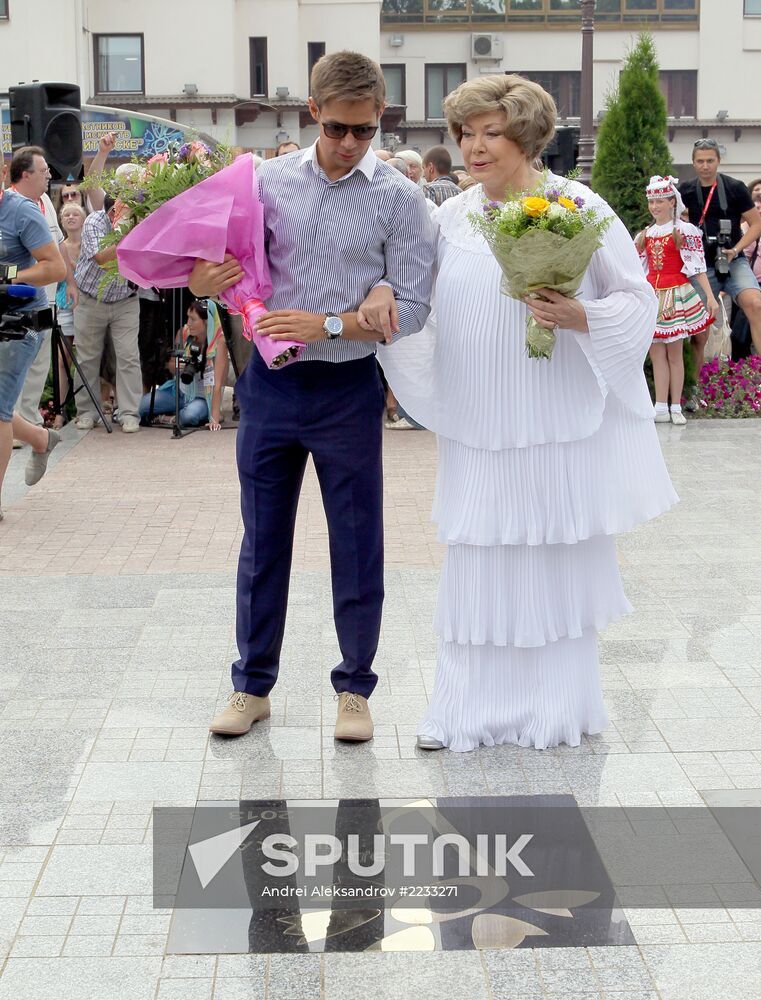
[693,139,720,150]
[61,191,80,200]
[321,120,378,141]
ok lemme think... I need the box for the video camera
[0,264,54,341]
[705,219,734,279]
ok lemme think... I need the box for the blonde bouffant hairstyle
[444,74,557,161]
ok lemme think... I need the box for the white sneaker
[670,409,687,425]
[121,416,140,433]
[653,410,671,423]
[74,415,95,431]
[386,417,417,430]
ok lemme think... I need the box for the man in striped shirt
[422,146,462,207]
[192,51,435,743]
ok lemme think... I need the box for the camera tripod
[49,307,114,431]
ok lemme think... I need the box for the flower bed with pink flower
[693,355,761,418]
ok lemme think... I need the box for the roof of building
[89,94,406,115]
[88,94,240,108]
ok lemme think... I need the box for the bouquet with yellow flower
[470,181,612,359]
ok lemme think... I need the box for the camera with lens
[706,219,734,278]
[0,267,37,342]
[178,335,205,384]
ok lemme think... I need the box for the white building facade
[1,0,760,180]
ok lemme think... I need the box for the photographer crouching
[138,299,229,430]
[0,163,66,520]
[680,140,761,382]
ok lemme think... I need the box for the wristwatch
[323,312,344,339]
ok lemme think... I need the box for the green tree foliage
[592,33,673,234]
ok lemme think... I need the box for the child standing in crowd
[636,175,719,425]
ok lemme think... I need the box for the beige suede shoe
[334,692,374,742]
[209,692,271,736]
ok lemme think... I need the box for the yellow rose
[522,196,550,217]
[558,196,578,212]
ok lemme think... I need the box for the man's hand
[66,281,79,308]
[188,254,243,297]
[357,284,399,344]
[257,310,327,343]
[98,133,117,156]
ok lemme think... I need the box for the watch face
[325,315,343,336]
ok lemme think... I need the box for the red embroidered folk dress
[641,221,712,342]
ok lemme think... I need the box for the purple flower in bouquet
[545,188,561,201]
[574,196,586,209]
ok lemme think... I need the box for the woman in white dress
[376,74,678,753]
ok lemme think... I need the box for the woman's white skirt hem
[418,631,609,753]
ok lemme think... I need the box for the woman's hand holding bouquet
[471,183,611,359]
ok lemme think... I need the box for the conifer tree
[592,33,673,234]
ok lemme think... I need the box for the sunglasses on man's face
[320,120,378,141]
[61,191,80,200]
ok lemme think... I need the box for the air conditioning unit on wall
[471,33,503,60]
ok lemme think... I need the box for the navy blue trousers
[232,351,385,699]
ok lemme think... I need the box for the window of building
[380,0,700,26]
[308,42,326,85]
[517,71,580,118]
[250,37,268,97]
[659,70,697,117]
[381,65,406,107]
[425,64,466,119]
[94,35,144,94]
[0,1,9,19]
[745,0,761,14]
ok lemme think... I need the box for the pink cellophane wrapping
[116,153,303,369]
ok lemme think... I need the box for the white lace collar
[646,221,677,236]
[436,173,606,255]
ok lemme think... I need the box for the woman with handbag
[636,176,719,425]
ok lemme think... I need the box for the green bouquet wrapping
[470,186,612,359]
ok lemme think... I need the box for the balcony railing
[381,0,700,28]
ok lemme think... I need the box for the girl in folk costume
[636,175,719,425]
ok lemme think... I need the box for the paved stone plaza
[2,416,761,999]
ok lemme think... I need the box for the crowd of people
[1,51,760,753]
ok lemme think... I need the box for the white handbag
[704,298,732,361]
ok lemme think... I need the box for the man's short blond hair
[445,74,556,161]
[310,51,386,110]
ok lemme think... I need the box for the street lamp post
[576,0,596,183]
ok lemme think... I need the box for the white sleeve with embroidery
[678,223,707,277]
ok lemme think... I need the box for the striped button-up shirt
[424,176,462,207]
[257,142,435,363]
[75,210,134,303]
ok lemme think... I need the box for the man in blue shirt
[191,51,435,743]
[0,152,67,520]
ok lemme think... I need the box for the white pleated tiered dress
[379,177,678,753]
